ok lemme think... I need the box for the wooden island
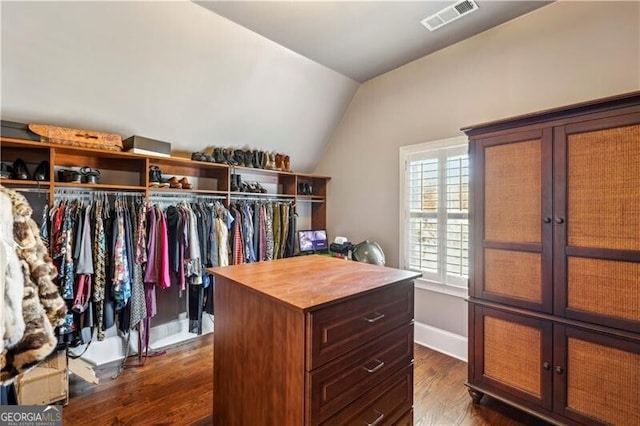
[208,255,421,425]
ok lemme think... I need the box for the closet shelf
[0,178,50,187]
[55,182,146,192]
[1,136,331,230]
[0,137,47,149]
[295,195,325,202]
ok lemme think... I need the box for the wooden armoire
[462,92,640,426]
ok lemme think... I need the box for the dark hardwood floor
[63,334,548,425]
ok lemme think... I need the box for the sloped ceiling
[0,1,359,173]
[197,1,552,83]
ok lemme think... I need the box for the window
[399,137,469,290]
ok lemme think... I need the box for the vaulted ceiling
[1,1,551,172]
[196,1,551,82]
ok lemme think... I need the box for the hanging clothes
[0,186,66,385]
[265,203,274,261]
[93,198,108,340]
[129,201,148,330]
[272,204,281,259]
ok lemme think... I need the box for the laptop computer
[297,229,329,255]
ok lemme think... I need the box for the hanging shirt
[144,207,158,284]
[157,207,171,289]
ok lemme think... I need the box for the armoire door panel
[484,139,542,244]
[567,257,640,326]
[566,123,640,251]
[484,248,542,303]
[475,129,553,312]
[554,113,640,329]
[554,326,640,426]
[475,306,553,410]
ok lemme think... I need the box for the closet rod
[149,191,225,198]
[10,187,50,194]
[229,195,295,203]
[54,189,145,197]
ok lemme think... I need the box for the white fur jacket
[0,186,67,384]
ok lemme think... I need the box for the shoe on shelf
[149,166,161,187]
[0,162,13,179]
[34,160,50,181]
[191,152,207,162]
[80,166,100,184]
[255,182,267,194]
[230,173,240,192]
[179,177,192,190]
[169,176,182,189]
[159,177,171,188]
[213,147,226,164]
[275,154,284,171]
[234,149,246,167]
[265,152,276,170]
[11,158,30,180]
[57,169,81,183]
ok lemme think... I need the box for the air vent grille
[421,0,479,32]
[455,0,476,14]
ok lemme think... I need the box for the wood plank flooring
[63,334,549,425]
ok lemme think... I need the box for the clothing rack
[54,188,145,198]
[149,191,226,200]
[229,195,295,203]
[8,186,49,194]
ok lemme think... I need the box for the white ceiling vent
[421,0,479,32]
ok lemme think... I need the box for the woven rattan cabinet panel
[471,306,552,409]
[554,326,640,425]
[482,313,546,401]
[484,249,541,303]
[464,92,640,426]
[567,257,640,323]
[566,338,640,425]
[484,139,541,244]
[566,125,640,250]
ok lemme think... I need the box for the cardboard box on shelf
[15,350,68,405]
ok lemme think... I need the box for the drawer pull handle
[364,410,384,426]
[363,312,385,323]
[363,359,385,373]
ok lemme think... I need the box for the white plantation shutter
[403,141,469,287]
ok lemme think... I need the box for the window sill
[414,278,468,299]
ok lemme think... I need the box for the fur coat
[1,192,25,351]
[0,186,67,384]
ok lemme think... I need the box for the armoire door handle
[543,362,551,370]
[555,217,565,224]
[543,217,552,224]
[556,366,564,374]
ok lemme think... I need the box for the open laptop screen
[298,229,328,253]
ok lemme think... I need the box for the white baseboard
[78,314,214,366]
[414,321,467,362]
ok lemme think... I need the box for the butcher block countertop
[207,254,421,311]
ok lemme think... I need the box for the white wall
[315,1,640,352]
[1,1,358,173]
